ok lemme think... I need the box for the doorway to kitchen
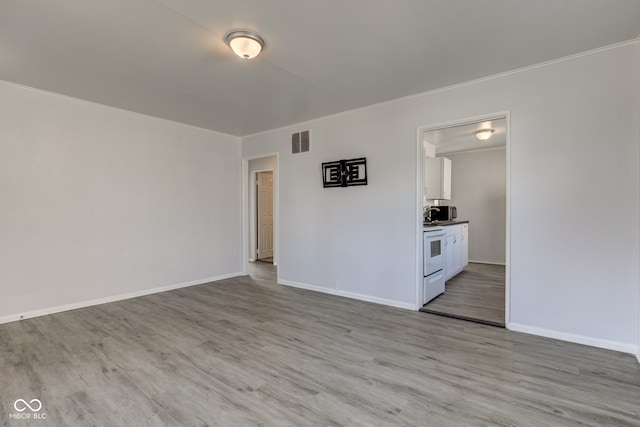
[416,113,509,327]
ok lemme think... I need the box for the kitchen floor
[420,262,505,327]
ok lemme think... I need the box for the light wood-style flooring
[421,262,506,327]
[1,262,639,426]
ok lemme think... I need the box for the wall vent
[292,131,310,154]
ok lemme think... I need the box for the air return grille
[292,131,310,154]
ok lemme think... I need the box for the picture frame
[322,157,367,188]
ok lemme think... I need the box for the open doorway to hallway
[245,155,278,269]
[417,114,509,327]
[256,171,274,263]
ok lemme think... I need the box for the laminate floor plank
[1,262,639,426]
[421,262,506,326]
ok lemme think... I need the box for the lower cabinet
[461,223,469,268]
[444,224,469,280]
[445,234,457,280]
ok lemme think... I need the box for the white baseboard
[0,272,245,325]
[278,279,415,311]
[249,257,256,262]
[468,260,506,266]
[508,322,638,355]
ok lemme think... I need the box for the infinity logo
[14,399,42,412]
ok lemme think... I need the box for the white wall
[0,81,242,322]
[244,120,419,309]
[447,148,506,264]
[247,156,277,262]
[242,41,640,352]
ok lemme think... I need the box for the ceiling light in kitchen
[475,129,495,141]
[224,30,265,59]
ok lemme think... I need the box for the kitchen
[420,118,507,327]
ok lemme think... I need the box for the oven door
[424,228,445,277]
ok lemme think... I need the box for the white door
[257,171,274,259]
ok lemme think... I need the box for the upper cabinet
[425,157,451,200]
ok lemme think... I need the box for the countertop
[423,220,469,228]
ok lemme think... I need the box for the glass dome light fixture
[224,30,265,59]
[475,129,495,141]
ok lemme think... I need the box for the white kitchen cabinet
[460,223,469,268]
[445,233,457,280]
[425,157,451,200]
[443,223,469,280]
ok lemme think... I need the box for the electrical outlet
[165,269,172,279]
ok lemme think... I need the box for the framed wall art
[322,157,367,188]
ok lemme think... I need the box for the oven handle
[425,270,445,281]
[424,229,445,237]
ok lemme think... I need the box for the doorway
[256,171,274,262]
[243,154,278,271]
[416,113,510,327]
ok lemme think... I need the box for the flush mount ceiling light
[224,30,265,59]
[475,129,495,141]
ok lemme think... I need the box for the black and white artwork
[322,157,367,188]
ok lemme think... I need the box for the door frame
[242,153,279,274]
[415,111,511,326]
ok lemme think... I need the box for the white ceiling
[424,118,507,155]
[1,1,639,136]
